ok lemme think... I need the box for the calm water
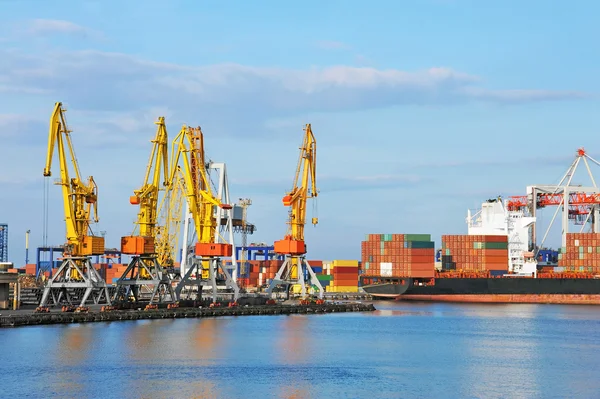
[2,301,600,399]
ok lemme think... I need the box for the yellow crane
[38,102,111,311]
[169,125,239,303]
[155,166,186,271]
[267,124,324,300]
[114,117,177,306]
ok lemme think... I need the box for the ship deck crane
[170,126,239,303]
[38,102,111,311]
[267,124,324,300]
[506,148,600,254]
[113,117,177,306]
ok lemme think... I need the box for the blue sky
[1,0,599,265]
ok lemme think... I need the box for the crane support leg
[39,257,112,308]
[112,255,176,304]
[266,256,324,300]
[175,257,240,303]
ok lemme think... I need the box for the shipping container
[361,233,435,278]
[440,234,509,272]
[557,233,600,271]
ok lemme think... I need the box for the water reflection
[278,385,312,399]
[274,315,312,398]
[50,324,94,397]
[3,302,600,398]
[450,304,542,399]
[373,309,434,317]
[275,315,308,364]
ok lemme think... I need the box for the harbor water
[2,301,600,399]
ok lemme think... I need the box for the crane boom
[121,117,169,255]
[169,126,232,256]
[44,102,103,256]
[274,123,318,255]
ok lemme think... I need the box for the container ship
[360,197,600,304]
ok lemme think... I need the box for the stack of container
[327,260,359,292]
[361,234,435,278]
[558,233,600,273]
[315,261,333,289]
[440,235,508,272]
[231,259,285,288]
[231,259,330,289]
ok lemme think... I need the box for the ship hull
[360,277,600,304]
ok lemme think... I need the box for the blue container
[312,266,323,274]
[489,270,506,277]
[537,249,559,263]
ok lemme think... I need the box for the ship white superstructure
[467,197,537,275]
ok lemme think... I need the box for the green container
[406,241,435,249]
[579,253,585,260]
[364,262,370,270]
[317,274,333,281]
[445,249,451,256]
[404,234,432,242]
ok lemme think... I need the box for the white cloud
[26,19,103,40]
[0,48,587,132]
[0,113,46,144]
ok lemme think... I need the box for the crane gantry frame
[113,117,177,306]
[38,102,111,311]
[237,198,252,289]
[506,148,600,253]
[170,126,239,303]
[267,124,324,300]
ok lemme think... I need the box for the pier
[0,302,376,328]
